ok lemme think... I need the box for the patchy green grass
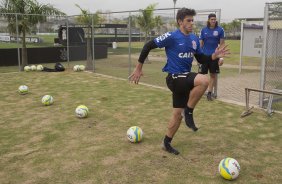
[0,71,281,184]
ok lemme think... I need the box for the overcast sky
[37,0,273,22]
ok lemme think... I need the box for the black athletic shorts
[198,58,220,74]
[166,72,198,108]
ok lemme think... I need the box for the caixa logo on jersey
[178,52,194,58]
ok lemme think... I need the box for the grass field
[0,71,281,184]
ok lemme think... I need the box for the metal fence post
[66,16,70,69]
[260,3,269,107]
[92,15,95,72]
[128,12,132,78]
[16,14,21,72]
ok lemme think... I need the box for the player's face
[179,15,194,34]
[209,17,217,28]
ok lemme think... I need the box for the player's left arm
[194,34,230,64]
[195,44,230,64]
[218,27,226,66]
[219,38,225,47]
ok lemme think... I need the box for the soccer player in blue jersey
[129,8,229,155]
[199,13,225,101]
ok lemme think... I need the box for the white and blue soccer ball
[73,65,80,72]
[42,95,54,106]
[218,157,240,180]
[18,85,29,94]
[75,105,89,118]
[127,126,143,143]
[24,66,31,72]
[36,65,44,71]
[30,65,36,71]
[79,65,85,71]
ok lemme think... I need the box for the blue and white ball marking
[127,126,143,143]
[218,157,240,180]
[75,105,89,118]
[42,95,54,106]
[18,85,29,94]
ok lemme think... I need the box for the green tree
[220,20,241,38]
[0,0,65,70]
[229,20,241,36]
[221,22,231,37]
[269,2,282,18]
[136,3,158,43]
[154,15,163,35]
[75,4,102,71]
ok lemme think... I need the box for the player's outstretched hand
[214,44,230,58]
[128,67,143,84]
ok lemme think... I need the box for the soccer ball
[36,65,44,71]
[79,65,85,71]
[30,65,36,71]
[18,85,28,94]
[42,95,54,106]
[73,65,80,72]
[127,126,143,143]
[75,105,89,118]
[24,66,31,72]
[218,157,240,180]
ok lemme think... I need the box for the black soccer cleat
[162,140,180,155]
[207,92,213,101]
[184,108,198,132]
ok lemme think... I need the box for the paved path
[217,72,261,106]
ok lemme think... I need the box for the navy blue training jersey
[199,26,225,55]
[154,29,203,74]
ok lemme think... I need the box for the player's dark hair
[207,14,218,27]
[176,8,196,25]
[208,13,216,19]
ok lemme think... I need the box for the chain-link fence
[0,8,220,73]
[6,7,281,114]
[220,2,282,114]
[92,8,221,87]
[0,13,68,72]
[260,2,282,112]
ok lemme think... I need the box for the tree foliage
[75,4,102,26]
[75,4,105,71]
[221,20,241,37]
[0,0,65,70]
[269,2,282,18]
[136,3,163,42]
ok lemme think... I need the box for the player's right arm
[200,40,204,48]
[129,32,172,84]
[199,28,204,48]
[128,40,158,84]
